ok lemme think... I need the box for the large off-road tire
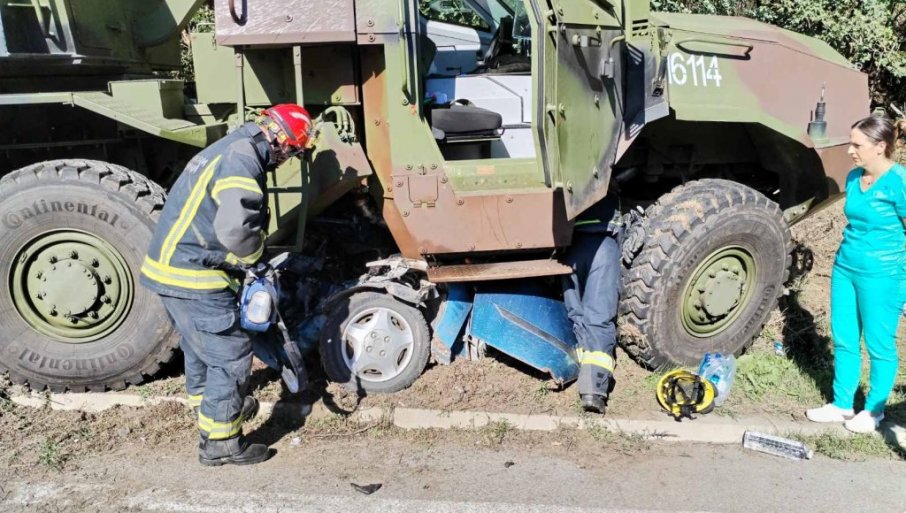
[0,160,177,391]
[320,292,430,394]
[619,179,792,369]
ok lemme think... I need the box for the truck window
[420,0,491,32]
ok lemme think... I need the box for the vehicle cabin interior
[418,0,535,161]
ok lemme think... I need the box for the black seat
[431,103,503,139]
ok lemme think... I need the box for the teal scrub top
[834,163,906,277]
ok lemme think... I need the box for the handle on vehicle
[229,0,247,25]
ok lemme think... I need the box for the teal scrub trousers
[830,266,906,414]
[831,164,906,414]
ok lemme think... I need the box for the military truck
[0,0,868,393]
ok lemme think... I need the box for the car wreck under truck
[0,0,868,394]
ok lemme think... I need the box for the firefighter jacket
[141,123,272,299]
[574,193,621,236]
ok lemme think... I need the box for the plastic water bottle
[697,352,737,406]
[743,431,813,460]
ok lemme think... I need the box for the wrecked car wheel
[320,292,430,394]
[619,179,792,369]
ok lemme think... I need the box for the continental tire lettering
[17,346,135,372]
[1,202,122,230]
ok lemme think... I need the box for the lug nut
[102,295,111,304]
[371,332,377,338]
[68,316,78,324]
[36,272,43,279]
[103,275,112,284]
[708,271,716,278]
[89,311,99,319]
[693,301,702,310]
[91,258,99,267]
[35,292,44,300]
[48,256,57,264]
[380,350,386,356]
[721,263,729,271]
[70,250,78,259]
[384,336,390,342]
[366,346,373,352]
[49,307,57,316]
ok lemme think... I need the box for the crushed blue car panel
[469,281,579,384]
[431,283,473,364]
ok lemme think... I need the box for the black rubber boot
[580,394,607,414]
[193,396,260,422]
[198,433,271,466]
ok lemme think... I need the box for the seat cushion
[432,104,503,135]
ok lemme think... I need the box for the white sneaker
[805,403,855,423]
[844,410,884,433]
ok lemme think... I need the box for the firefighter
[562,192,622,414]
[140,104,313,466]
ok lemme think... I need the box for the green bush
[651,0,906,110]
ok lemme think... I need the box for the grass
[480,419,513,446]
[38,439,66,470]
[791,431,897,461]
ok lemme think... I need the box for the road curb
[10,391,887,445]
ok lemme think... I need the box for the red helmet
[262,104,312,150]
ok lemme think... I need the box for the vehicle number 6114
[667,52,723,88]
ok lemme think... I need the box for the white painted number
[667,53,723,88]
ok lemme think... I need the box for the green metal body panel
[0,0,871,256]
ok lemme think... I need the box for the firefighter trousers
[160,292,253,440]
[562,232,620,397]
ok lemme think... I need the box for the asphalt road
[2,437,903,513]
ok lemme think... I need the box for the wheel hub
[682,247,755,338]
[11,230,133,342]
[342,307,415,383]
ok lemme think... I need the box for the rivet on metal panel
[418,165,426,175]
[386,185,393,192]
[418,247,427,254]
[557,6,564,15]
[506,197,514,204]
[457,199,464,206]
[403,210,410,217]
[402,98,410,106]
[368,34,376,42]
[405,164,413,170]
[469,244,476,251]
[440,176,448,184]
[373,119,381,126]
[431,163,438,170]
[285,15,293,22]
[594,10,599,19]
[367,19,375,27]
[593,167,600,178]
[594,95,600,106]
[566,181,574,193]
[395,180,403,187]
[515,242,523,248]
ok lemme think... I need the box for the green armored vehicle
[0,0,868,392]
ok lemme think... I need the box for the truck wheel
[619,179,792,368]
[0,160,177,391]
[320,292,430,394]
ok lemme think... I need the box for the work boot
[198,433,271,466]
[193,396,260,422]
[580,394,607,414]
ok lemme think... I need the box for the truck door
[544,6,624,220]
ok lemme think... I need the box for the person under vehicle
[140,104,313,465]
[806,114,906,433]
[562,191,623,414]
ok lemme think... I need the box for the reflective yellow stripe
[576,349,615,372]
[160,156,222,264]
[211,176,262,205]
[575,219,602,226]
[225,238,265,266]
[198,412,244,440]
[141,257,237,291]
[187,393,203,408]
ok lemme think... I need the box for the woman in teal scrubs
[807,114,906,433]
